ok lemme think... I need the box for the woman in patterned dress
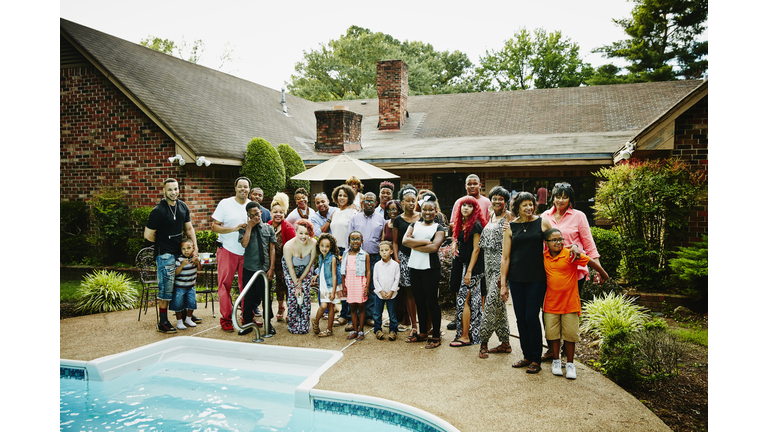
[392,185,421,338]
[478,186,514,358]
[269,193,295,321]
[282,219,317,334]
[448,195,487,347]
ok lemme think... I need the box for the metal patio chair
[136,246,159,321]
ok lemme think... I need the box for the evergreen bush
[277,143,311,193]
[74,270,139,315]
[593,158,706,289]
[240,137,285,199]
[600,328,641,387]
[669,235,708,302]
[581,268,624,302]
[196,230,219,254]
[61,201,90,264]
[589,227,622,278]
[89,188,133,264]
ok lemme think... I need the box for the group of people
[143,173,610,380]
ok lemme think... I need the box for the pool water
[60,361,410,431]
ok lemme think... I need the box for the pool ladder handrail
[232,270,272,343]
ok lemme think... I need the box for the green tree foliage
[593,158,706,288]
[669,235,708,301]
[475,28,590,91]
[583,64,645,86]
[287,25,474,101]
[140,35,234,69]
[592,0,708,81]
[240,137,285,199]
[61,201,90,264]
[277,143,310,192]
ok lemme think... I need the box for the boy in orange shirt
[542,228,609,379]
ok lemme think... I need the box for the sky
[58,0,676,92]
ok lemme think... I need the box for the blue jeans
[373,295,398,333]
[156,253,176,301]
[364,253,381,320]
[509,280,547,364]
[169,287,197,311]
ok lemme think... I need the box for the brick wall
[60,66,240,236]
[672,96,708,244]
[377,60,408,130]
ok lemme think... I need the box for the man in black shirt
[144,178,199,333]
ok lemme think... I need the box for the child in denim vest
[341,231,370,340]
[312,233,341,337]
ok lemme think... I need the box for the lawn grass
[61,279,82,302]
[670,326,708,347]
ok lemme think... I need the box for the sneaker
[388,331,397,341]
[376,330,385,340]
[565,363,577,380]
[447,318,458,330]
[157,320,177,333]
[184,317,197,328]
[268,325,276,336]
[221,321,234,332]
[254,307,262,317]
[190,314,202,324]
[238,327,253,336]
[176,319,187,330]
[552,359,563,376]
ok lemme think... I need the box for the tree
[140,35,234,69]
[287,25,474,101]
[240,138,285,199]
[592,0,708,81]
[277,143,310,193]
[475,28,590,91]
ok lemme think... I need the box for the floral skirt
[282,258,312,334]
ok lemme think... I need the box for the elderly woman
[269,193,296,322]
[285,187,315,225]
[538,181,602,361]
[478,186,514,358]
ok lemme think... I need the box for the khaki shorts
[543,312,580,343]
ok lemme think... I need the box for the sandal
[541,349,555,362]
[318,329,333,338]
[479,343,489,359]
[346,331,358,340]
[425,338,441,349]
[276,307,285,321]
[312,321,321,335]
[526,363,542,374]
[488,342,512,354]
[449,339,471,347]
[405,333,428,343]
[356,332,365,341]
[512,359,532,368]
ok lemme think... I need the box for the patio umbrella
[290,153,399,181]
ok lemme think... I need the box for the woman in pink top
[539,182,602,361]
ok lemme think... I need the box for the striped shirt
[174,256,198,289]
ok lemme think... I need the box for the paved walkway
[60,299,670,431]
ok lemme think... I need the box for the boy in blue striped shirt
[171,238,201,329]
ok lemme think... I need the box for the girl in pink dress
[341,231,370,340]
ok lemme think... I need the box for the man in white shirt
[211,177,251,332]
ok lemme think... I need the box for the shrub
[581,268,624,302]
[131,206,154,230]
[126,237,149,263]
[74,270,139,315]
[277,143,311,193]
[89,188,133,264]
[633,326,684,380]
[600,328,641,387]
[580,292,650,344]
[196,230,219,253]
[240,137,285,199]
[61,201,90,264]
[669,235,708,302]
[589,227,622,278]
[593,158,706,289]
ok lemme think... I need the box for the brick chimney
[377,60,408,130]
[314,107,363,154]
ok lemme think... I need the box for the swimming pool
[60,337,458,431]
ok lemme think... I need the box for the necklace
[298,206,309,219]
[169,202,178,220]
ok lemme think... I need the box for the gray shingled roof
[61,17,704,166]
[61,18,319,160]
[313,80,703,164]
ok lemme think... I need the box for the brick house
[61,18,707,244]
